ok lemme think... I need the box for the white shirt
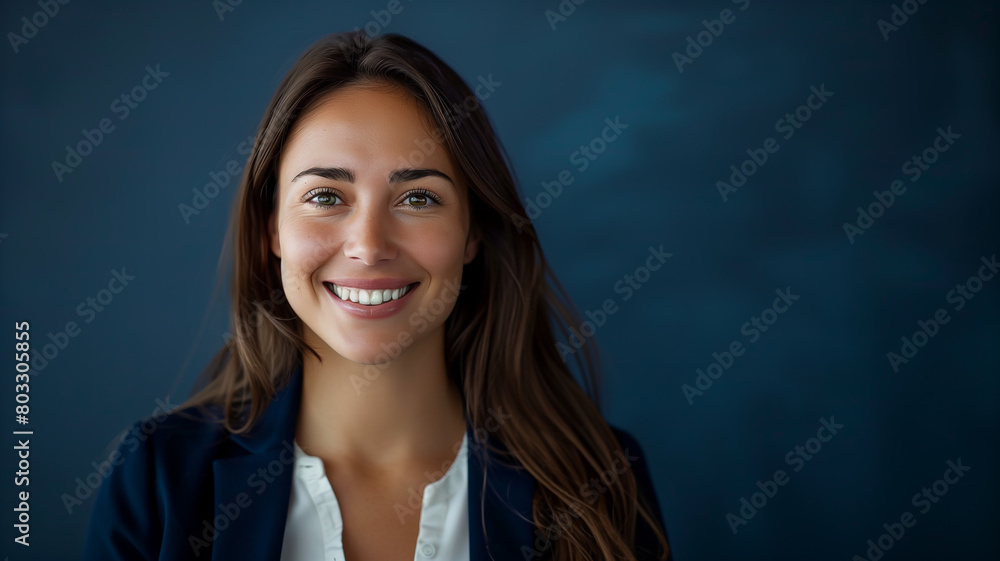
[280,431,470,561]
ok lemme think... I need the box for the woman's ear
[269,211,281,258]
[463,225,481,264]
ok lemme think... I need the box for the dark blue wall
[1,0,997,559]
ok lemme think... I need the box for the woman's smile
[325,280,417,306]
[323,279,421,320]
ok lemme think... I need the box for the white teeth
[331,283,413,306]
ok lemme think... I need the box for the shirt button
[419,543,436,557]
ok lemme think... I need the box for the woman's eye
[401,190,440,209]
[309,191,340,206]
[406,194,429,207]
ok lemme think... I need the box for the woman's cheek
[279,223,339,293]
[413,223,467,272]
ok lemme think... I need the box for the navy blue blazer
[83,366,670,560]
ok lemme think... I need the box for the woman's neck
[293,325,467,473]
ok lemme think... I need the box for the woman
[83,31,671,561]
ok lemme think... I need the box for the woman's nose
[341,201,397,265]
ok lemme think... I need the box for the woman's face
[269,83,478,365]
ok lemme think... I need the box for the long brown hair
[183,30,668,561]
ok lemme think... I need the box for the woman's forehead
[278,84,458,183]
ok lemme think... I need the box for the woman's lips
[323,281,419,319]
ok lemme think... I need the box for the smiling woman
[82,30,671,561]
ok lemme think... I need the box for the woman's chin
[328,337,411,366]
[306,323,439,367]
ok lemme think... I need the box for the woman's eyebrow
[388,168,454,185]
[291,166,454,185]
[292,166,354,183]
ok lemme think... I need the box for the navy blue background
[1,0,997,559]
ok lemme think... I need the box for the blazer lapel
[467,423,537,561]
[210,367,303,561]
[204,366,538,561]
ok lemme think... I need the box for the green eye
[401,189,440,209]
[305,189,341,207]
